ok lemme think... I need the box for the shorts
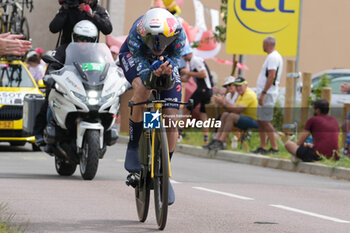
[257,93,275,121]
[296,146,321,162]
[119,52,182,109]
[234,115,258,130]
[187,88,212,113]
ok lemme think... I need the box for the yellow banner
[226,0,300,56]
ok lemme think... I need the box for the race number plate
[0,92,25,106]
[0,121,14,129]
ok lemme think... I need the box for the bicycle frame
[150,102,172,179]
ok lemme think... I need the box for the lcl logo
[234,0,297,34]
[241,0,294,13]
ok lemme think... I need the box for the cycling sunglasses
[144,33,178,52]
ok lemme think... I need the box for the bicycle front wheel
[153,128,169,230]
[135,131,150,222]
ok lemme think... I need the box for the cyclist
[119,8,186,205]
[34,20,99,145]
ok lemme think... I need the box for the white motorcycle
[42,43,129,180]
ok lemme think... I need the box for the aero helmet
[137,8,182,52]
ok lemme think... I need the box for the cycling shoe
[124,144,141,172]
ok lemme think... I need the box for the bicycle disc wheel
[21,17,30,40]
[9,14,21,35]
[153,128,169,230]
[135,131,150,222]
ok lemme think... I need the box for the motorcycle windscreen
[65,43,114,84]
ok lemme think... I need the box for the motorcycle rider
[34,20,99,145]
[118,8,186,205]
[50,0,112,46]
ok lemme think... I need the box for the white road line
[270,204,350,223]
[192,187,254,200]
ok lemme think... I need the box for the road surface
[0,142,349,232]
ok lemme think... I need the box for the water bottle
[305,136,313,144]
[344,133,350,158]
[231,135,238,149]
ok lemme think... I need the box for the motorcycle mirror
[42,54,64,66]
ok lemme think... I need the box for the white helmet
[72,20,98,43]
[137,8,182,51]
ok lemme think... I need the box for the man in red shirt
[285,99,339,162]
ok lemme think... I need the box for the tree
[214,0,239,76]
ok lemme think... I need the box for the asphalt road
[0,142,350,233]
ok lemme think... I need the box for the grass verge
[180,130,350,169]
[0,203,26,233]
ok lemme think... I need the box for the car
[309,69,350,107]
[0,59,44,150]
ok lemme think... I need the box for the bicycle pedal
[126,174,139,188]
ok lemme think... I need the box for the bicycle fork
[151,103,172,179]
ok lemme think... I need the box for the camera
[59,0,84,8]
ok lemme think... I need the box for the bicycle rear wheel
[135,131,150,222]
[153,128,169,230]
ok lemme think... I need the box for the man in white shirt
[180,45,213,143]
[252,36,283,154]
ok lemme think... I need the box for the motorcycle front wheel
[80,129,100,180]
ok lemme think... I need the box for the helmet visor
[73,34,97,43]
[144,33,177,52]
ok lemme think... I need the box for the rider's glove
[82,4,93,15]
[164,57,175,71]
[151,60,164,71]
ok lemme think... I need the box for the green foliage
[308,74,331,105]
[0,203,27,233]
[272,100,283,131]
[214,0,228,43]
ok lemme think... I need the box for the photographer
[49,0,112,46]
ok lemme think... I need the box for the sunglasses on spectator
[224,83,234,88]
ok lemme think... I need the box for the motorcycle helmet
[72,20,98,43]
[137,8,182,52]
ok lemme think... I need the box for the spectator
[50,0,112,46]
[0,33,31,56]
[340,82,350,149]
[34,47,47,71]
[341,83,350,94]
[205,77,258,150]
[285,99,339,162]
[26,51,45,82]
[211,76,238,108]
[252,36,283,155]
[180,45,213,143]
[110,45,119,63]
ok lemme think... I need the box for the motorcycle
[42,43,129,180]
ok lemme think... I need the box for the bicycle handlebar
[128,99,194,116]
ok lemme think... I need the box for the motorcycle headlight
[55,83,66,94]
[72,91,86,102]
[88,90,99,98]
[88,98,99,105]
